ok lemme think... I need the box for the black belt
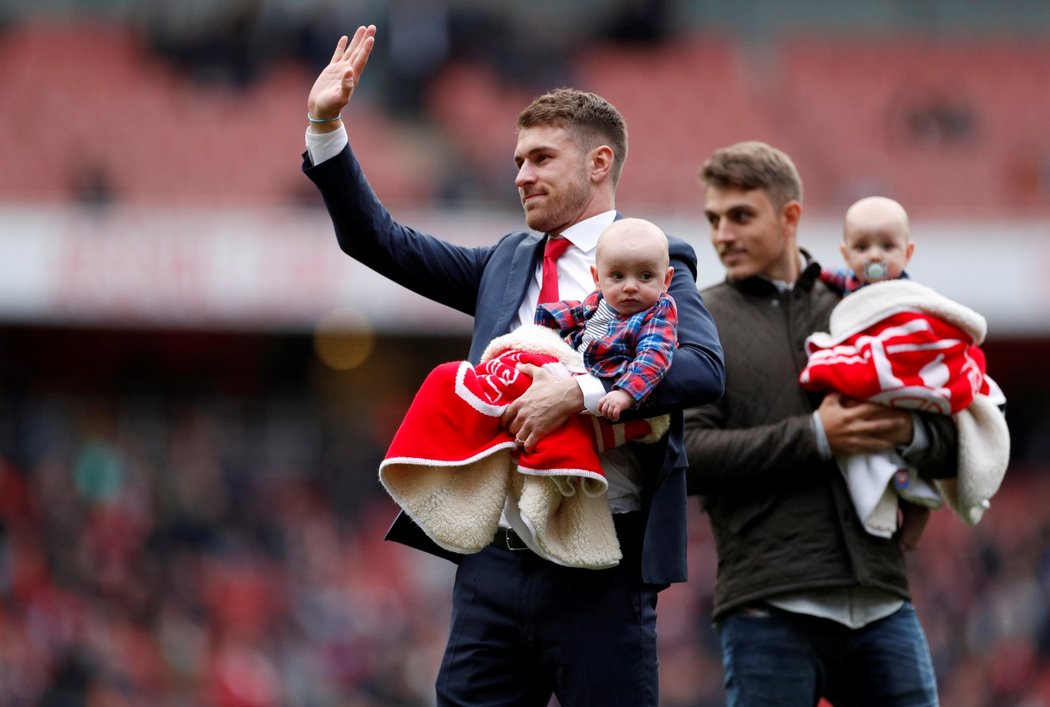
[491,512,642,555]
[492,526,531,551]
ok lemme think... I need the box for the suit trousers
[435,512,660,707]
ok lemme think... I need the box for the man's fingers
[515,362,542,378]
[346,25,376,61]
[837,438,887,455]
[348,42,373,90]
[506,405,533,452]
[501,398,521,431]
[330,35,348,64]
[352,35,375,74]
[515,431,533,453]
[340,68,357,92]
[344,26,367,58]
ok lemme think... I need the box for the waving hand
[307,25,376,128]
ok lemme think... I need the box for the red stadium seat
[0,22,442,205]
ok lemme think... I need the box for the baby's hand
[597,390,634,422]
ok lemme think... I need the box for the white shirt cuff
[305,125,349,166]
[897,412,930,459]
[811,411,832,460]
[575,374,606,414]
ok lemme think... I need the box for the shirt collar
[732,248,823,295]
[556,210,617,252]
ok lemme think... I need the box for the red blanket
[379,324,666,569]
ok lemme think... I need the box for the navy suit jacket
[304,144,725,586]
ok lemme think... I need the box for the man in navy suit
[302,25,724,707]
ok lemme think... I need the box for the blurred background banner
[1,207,1048,334]
[1,1,1050,705]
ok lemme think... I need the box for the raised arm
[306,25,376,132]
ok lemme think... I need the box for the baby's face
[841,226,914,283]
[592,245,672,316]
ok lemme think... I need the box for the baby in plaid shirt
[536,217,678,421]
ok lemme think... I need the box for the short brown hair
[517,88,628,186]
[699,141,803,210]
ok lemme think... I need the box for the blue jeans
[716,602,938,707]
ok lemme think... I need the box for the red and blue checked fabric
[535,290,678,404]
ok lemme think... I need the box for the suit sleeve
[910,413,960,480]
[683,397,829,495]
[303,143,491,315]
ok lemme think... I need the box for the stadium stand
[0,22,442,206]
[776,35,1050,216]
[571,35,779,209]
[2,20,1049,214]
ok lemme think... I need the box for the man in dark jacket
[684,141,957,706]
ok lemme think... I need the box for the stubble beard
[523,173,592,235]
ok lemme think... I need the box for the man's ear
[590,145,614,183]
[781,200,802,229]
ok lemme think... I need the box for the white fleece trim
[807,280,987,351]
[481,324,586,371]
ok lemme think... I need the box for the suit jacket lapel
[493,234,544,335]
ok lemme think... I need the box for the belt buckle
[504,528,528,551]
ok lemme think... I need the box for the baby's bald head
[596,217,670,271]
[591,218,674,316]
[844,196,910,244]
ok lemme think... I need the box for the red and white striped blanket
[800,280,1009,533]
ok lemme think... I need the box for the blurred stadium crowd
[2,1,1050,705]
[1,333,1048,707]
[2,0,1050,214]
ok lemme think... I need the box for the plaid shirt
[535,290,678,404]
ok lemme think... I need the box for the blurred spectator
[889,89,978,151]
[68,157,116,213]
[383,0,450,116]
[602,0,675,45]
[143,0,288,89]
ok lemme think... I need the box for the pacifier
[863,261,887,281]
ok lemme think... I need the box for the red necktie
[538,237,572,305]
